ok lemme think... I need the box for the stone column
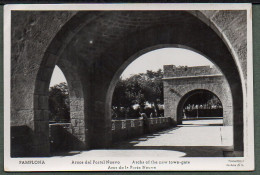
[32,93,51,157]
[85,70,112,149]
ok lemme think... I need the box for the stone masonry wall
[163,65,233,126]
[49,117,172,152]
[197,10,247,81]
[164,65,221,77]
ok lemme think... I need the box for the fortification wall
[164,65,221,78]
[163,65,233,126]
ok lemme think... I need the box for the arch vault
[10,10,246,157]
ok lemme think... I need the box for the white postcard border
[4,3,254,171]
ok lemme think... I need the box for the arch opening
[111,47,215,121]
[49,66,70,123]
[177,89,223,122]
[48,63,87,154]
[109,47,234,147]
[107,45,233,124]
[32,58,87,156]
[107,42,234,153]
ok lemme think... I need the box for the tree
[207,95,222,109]
[142,69,164,113]
[112,69,164,117]
[112,79,136,108]
[49,82,70,122]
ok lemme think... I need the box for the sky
[50,66,67,87]
[49,48,214,87]
[121,48,213,79]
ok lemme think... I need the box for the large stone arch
[102,23,242,154]
[11,10,246,157]
[101,14,243,156]
[30,55,86,156]
[106,45,233,124]
[11,12,104,156]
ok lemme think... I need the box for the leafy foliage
[112,69,163,115]
[49,82,70,123]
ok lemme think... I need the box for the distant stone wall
[49,117,172,152]
[164,65,221,77]
[163,65,233,126]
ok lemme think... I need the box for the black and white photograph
[4,4,254,171]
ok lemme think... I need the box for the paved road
[54,119,233,157]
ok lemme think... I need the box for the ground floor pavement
[53,119,233,157]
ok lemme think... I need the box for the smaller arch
[177,89,223,125]
[55,60,87,151]
[33,58,86,156]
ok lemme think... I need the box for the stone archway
[162,64,233,126]
[32,57,86,156]
[56,59,86,150]
[11,10,246,157]
[177,89,224,123]
[48,63,86,153]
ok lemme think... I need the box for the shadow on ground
[51,121,232,157]
[110,126,231,157]
[180,123,223,126]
